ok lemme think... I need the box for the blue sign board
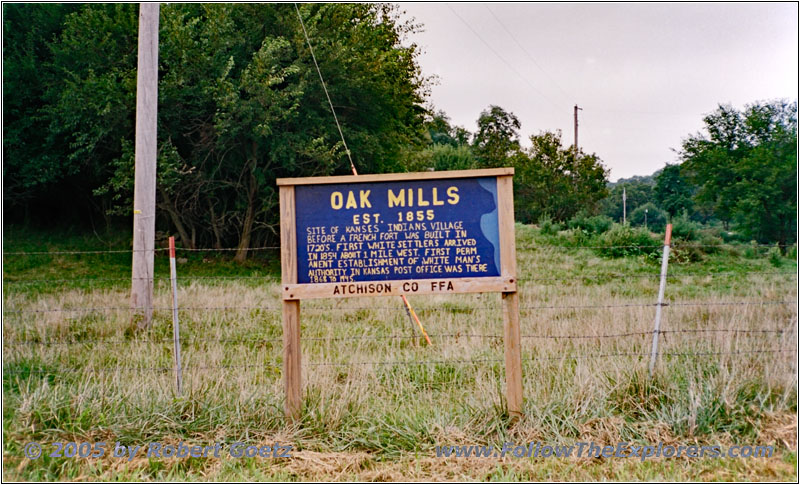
[294,177,501,285]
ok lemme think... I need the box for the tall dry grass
[3,237,797,480]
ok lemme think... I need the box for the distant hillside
[609,168,663,187]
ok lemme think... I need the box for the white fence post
[169,236,183,393]
[649,223,672,376]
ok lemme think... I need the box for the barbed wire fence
[2,242,797,384]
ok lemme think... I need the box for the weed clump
[768,245,783,267]
[596,224,660,258]
[538,214,561,236]
[567,211,613,235]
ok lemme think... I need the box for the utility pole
[573,104,582,155]
[623,187,627,225]
[131,3,159,329]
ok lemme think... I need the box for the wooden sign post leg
[283,300,302,421]
[502,291,523,419]
[279,184,301,422]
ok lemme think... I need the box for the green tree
[679,100,797,245]
[654,163,694,217]
[514,130,609,223]
[472,105,520,168]
[629,202,667,232]
[427,144,476,171]
[47,4,141,226]
[5,4,429,257]
[424,110,471,147]
[600,181,654,223]
[3,3,81,221]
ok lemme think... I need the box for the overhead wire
[294,3,357,175]
[484,4,572,104]
[455,4,708,120]
[446,4,559,112]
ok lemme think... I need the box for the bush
[591,216,614,234]
[670,211,702,241]
[669,244,706,263]
[629,203,667,232]
[696,231,724,255]
[596,223,660,258]
[538,213,562,236]
[407,143,476,172]
[568,211,613,235]
[562,227,594,247]
[699,226,724,240]
[567,211,589,231]
[429,143,476,171]
[720,230,748,243]
[768,244,783,267]
[743,243,759,259]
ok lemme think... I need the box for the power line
[484,5,572,104]
[446,4,559,111]
[586,107,703,117]
[294,3,357,176]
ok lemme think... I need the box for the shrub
[720,230,748,243]
[538,213,562,236]
[629,203,667,233]
[696,231,724,255]
[562,228,593,247]
[596,223,660,258]
[670,211,702,241]
[568,211,613,235]
[768,245,783,267]
[429,143,476,171]
[670,244,706,263]
[567,211,590,231]
[588,215,613,235]
[742,240,773,259]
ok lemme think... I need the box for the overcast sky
[396,2,798,181]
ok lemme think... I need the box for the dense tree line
[598,101,796,246]
[414,106,610,224]
[4,3,428,259]
[4,4,795,252]
[3,3,611,251]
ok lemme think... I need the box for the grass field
[3,224,797,481]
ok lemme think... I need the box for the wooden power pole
[573,104,582,155]
[131,3,160,328]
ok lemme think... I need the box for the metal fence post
[649,224,672,375]
[169,236,183,393]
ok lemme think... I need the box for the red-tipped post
[168,237,183,393]
[169,236,176,259]
[649,224,672,375]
